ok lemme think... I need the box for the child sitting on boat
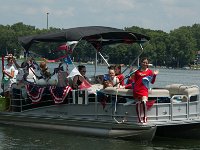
[103,66,120,89]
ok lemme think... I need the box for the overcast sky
[0,0,199,33]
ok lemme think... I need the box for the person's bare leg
[136,101,142,123]
[142,96,148,123]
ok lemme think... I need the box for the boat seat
[148,89,170,98]
[165,84,200,98]
[100,87,170,98]
[91,84,103,90]
[165,84,183,95]
[100,87,132,96]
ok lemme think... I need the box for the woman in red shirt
[115,65,125,86]
[133,58,159,123]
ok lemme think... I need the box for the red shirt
[133,68,154,99]
[117,74,125,86]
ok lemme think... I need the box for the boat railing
[10,86,61,112]
[99,85,200,123]
[9,83,200,124]
[147,85,200,122]
[9,85,97,112]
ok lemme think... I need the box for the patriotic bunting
[25,84,45,103]
[49,86,72,104]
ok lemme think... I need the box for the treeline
[0,22,200,68]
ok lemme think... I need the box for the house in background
[194,51,200,65]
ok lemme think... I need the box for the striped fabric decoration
[25,84,45,103]
[49,86,72,104]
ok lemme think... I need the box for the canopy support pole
[94,52,98,76]
[98,52,110,67]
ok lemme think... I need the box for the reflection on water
[0,125,149,150]
[0,125,200,150]
[152,136,200,150]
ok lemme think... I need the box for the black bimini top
[18,26,150,50]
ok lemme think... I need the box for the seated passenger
[102,65,114,88]
[72,65,89,89]
[13,57,36,82]
[115,64,125,86]
[38,61,51,80]
[94,75,104,84]
[103,67,119,89]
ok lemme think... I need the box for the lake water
[0,62,200,149]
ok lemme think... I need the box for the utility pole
[47,12,49,29]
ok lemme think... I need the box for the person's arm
[120,78,125,86]
[151,74,156,84]
[125,77,135,89]
[118,74,125,86]
[3,68,15,78]
[11,68,15,78]
[151,70,159,84]
[72,75,78,89]
[115,77,120,88]
[125,83,132,89]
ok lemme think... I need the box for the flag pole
[1,55,5,94]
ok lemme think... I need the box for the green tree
[169,26,196,67]
[0,22,200,68]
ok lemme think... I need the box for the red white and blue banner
[25,84,45,103]
[25,83,72,104]
[49,86,72,104]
